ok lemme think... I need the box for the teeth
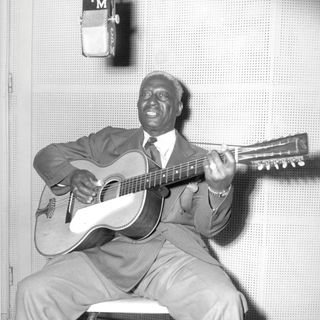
[146,111,157,116]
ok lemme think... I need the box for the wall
[7,0,320,319]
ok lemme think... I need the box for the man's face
[137,75,183,136]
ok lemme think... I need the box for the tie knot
[145,136,157,148]
[144,136,161,167]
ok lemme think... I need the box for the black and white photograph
[0,1,319,319]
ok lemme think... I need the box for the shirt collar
[143,130,176,166]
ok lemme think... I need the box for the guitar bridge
[36,198,56,219]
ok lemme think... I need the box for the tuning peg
[282,161,288,169]
[298,160,305,166]
[257,163,264,171]
[109,14,120,24]
[274,162,279,170]
[291,161,296,167]
[266,163,271,170]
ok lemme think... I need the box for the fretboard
[119,157,207,195]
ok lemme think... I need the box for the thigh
[16,251,130,319]
[43,251,128,301]
[134,241,246,320]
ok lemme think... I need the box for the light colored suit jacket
[34,126,233,290]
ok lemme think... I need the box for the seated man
[16,71,247,320]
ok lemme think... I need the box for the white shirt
[143,130,176,168]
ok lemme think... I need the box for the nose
[147,93,157,105]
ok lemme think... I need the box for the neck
[119,155,205,196]
[143,128,175,138]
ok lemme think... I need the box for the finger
[93,179,103,187]
[80,174,102,195]
[206,151,224,175]
[78,182,98,197]
[204,159,223,182]
[72,186,93,203]
[222,149,236,168]
[76,193,94,204]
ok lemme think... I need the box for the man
[16,71,247,319]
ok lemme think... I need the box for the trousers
[15,240,247,320]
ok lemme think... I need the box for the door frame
[0,0,10,317]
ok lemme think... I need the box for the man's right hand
[69,169,102,204]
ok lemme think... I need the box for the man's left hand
[203,146,236,193]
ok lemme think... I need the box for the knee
[17,273,47,300]
[213,287,247,319]
[222,287,244,307]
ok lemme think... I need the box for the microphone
[81,0,120,57]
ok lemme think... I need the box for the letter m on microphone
[81,0,119,57]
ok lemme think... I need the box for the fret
[165,168,169,184]
[122,180,127,195]
[194,159,199,175]
[146,172,151,189]
[159,169,163,186]
[144,174,148,190]
[119,182,124,196]
[134,176,139,193]
[152,171,157,188]
[162,169,167,184]
[135,176,141,192]
[141,175,146,192]
[129,177,134,193]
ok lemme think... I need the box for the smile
[145,109,159,117]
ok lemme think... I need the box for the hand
[69,169,102,204]
[203,146,236,193]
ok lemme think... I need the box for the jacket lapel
[166,131,199,167]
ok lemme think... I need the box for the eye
[156,91,169,101]
[140,90,152,99]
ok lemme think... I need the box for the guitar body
[34,150,164,257]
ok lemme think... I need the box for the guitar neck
[120,156,207,195]
[118,132,308,195]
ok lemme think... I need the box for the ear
[176,102,183,117]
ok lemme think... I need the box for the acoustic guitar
[34,133,308,257]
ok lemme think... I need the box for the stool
[86,297,170,320]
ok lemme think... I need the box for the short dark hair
[140,71,183,101]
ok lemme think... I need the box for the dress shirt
[143,130,176,168]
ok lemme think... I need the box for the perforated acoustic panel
[7,0,320,319]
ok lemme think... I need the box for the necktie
[144,137,162,168]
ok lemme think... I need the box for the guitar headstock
[237,133,308,170]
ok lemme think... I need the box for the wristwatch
[208,184,231,198]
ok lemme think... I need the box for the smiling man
[16,71,247,320]
[138,72,183,137]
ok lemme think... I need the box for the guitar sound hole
[99,180,120,202]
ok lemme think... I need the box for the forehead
[140,75,175,91]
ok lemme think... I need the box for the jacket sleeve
[191,181,233,237]
[33,127,115,187]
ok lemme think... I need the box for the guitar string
[41,138,303,211]
[46,148,278,210]
[47,147,285,210]
[50,157,207,209]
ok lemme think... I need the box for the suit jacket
[34,126,233,290]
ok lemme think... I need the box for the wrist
[208,184,232,198]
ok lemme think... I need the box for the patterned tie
[144,136,162,168]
